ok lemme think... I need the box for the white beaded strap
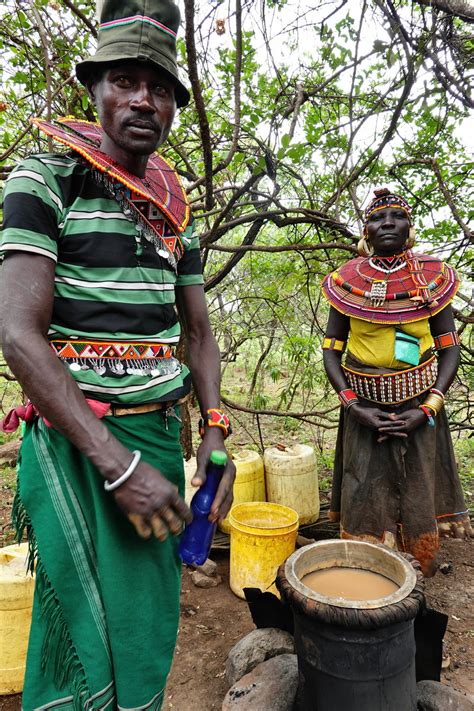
[104,450,142,492]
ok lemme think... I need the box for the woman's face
[366,207,410,256]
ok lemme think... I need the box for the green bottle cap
[209,450,228,466]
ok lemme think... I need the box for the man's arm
[1,252,191,539]
[176,283,235,521]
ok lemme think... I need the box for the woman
[322,188,471,576]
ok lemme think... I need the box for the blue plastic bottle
[179,450,228,566]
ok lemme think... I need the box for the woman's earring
[406,226,416,249]
[357,235,374,257]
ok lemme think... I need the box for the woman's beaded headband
[364,187,413,225]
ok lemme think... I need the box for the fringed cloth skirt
[14,411,184,711]
[329,360,471,577]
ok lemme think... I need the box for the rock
[440,563,453,575]
[226,628,294,686]
[417,680,474,710]
[442,653,452,670]
[222,654,298,711]
[192,558,218,577]
[0,439,21,466]
[191,570,222,588]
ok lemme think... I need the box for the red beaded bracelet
[338,389,359,409]
[198,408,232,439]
[419,404,435,427]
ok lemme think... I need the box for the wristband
[422,393,444,416]
[429,388,445,400]
[338,389,359,409]
[199,408,232,439]
[104,450,142,491]
[419,405,435,427]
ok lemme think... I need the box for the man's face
[89,62,177,171]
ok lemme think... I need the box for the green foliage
[0,465,17,491]
[0,0,472,447]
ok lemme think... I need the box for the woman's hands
[350,403,427,442]
[112,458,192,540]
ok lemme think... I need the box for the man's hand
[192,428,236,523]
[111,458,192,540]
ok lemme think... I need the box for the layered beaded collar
[31,117,191,269]
[322,252,459,324]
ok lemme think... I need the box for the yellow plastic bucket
[264,443,320,525]
[0,542,35,695]
[219,450,266,534]
[229,502,299,599]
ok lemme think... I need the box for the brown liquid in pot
[301,567,399,600]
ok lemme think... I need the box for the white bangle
[104,450,142,492]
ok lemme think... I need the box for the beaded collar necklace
[369,254,406,273]
[31,117,190,270]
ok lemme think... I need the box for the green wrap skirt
[15,410,184,711]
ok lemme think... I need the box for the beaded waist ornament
[50,339,179,378]
[342,356,438,404]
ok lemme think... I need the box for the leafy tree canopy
[0,0,472,436]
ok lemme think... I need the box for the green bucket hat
[76,0,190,108]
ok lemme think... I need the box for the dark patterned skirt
[330,382,471,577]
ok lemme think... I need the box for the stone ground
[0,539,472,711]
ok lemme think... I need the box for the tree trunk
[415,0,474,21]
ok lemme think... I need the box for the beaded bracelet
[198,408,232,439]
[419,405,435,427]
[338,389,359,410]
[104,450,142,492]
[429,388,445,400]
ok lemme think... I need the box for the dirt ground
[0,538,472,711]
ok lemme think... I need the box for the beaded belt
[50,339,178,378]
[342,356,438,404]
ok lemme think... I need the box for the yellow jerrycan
[183,457,197,505]
[264,443,320,525]
[0,542,35,695]
[219,450,266,534]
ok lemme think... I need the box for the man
[0,1,235,709]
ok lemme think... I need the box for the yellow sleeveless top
[348,317,433,369]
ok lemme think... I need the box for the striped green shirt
[1,153,204,404]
